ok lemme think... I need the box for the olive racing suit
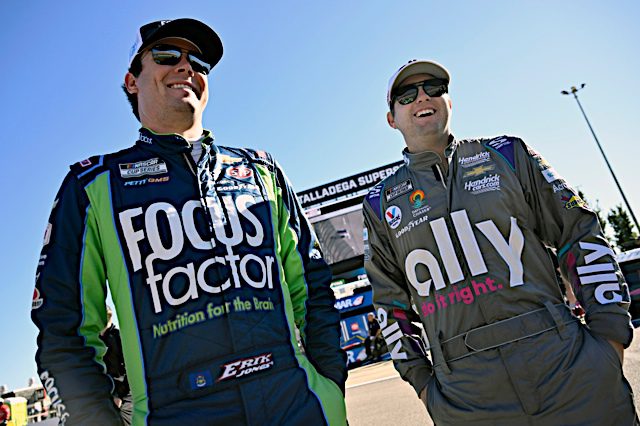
[32,128,347,426]
[363,135,637,425]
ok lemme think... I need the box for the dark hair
[122,55,143,121]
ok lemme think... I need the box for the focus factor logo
[217,353,274,381]
[118,194,275,314]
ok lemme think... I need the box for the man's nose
[416,86,431,101]
[174,53,194,75]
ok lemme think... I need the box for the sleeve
[273,161,348,392]
[31,171,122,425]
[362,196,432,396]
[513,138,633,347]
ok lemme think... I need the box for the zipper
[183,153,197,176]
[435,161,473,279]
[433,164,447,190]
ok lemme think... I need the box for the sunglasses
[393,79,448,105]
[150,44,212,75]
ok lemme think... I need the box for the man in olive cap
[363,59,638,424]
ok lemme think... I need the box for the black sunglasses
[393,79,448,105]
[150,44,212,75]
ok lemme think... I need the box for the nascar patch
[385,180,413,202]
[119,158,168,178]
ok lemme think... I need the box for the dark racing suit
[363,135,637,425]
[32,128,347,426]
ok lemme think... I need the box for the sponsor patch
[43,223,52,246]
[464,174,501,195]
[217,154,243,164]
[463,164,495,178]
[32,288,43,310]
[119,158,168,178]
[409,190,431,218]
[395,215,429,239]
[385,180,413,202]
[385,205,402,229]
[541,167,562,183]
[217,353,274,381]
[139,133,153,144]
[226,166,253,179]
[486,137,511,150]
[215,183,259,193]
[553,182,570,193]
[363,228,370,262]
[458,151,491,168]
[562,195,587,210]
[366,183,384,220]
[79,158,92,167]
[40,371,69,424]
[123,176,171,187]
[189,370,213,389]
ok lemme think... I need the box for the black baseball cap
[128,18,223,70]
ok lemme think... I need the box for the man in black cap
[32,19,347,425]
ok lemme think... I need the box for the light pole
[561,83,640,233]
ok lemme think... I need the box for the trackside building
[297,161,402,365]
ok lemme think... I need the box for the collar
[402,134,458,169]
[136,127,215,154]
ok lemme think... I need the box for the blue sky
[1,0,639,390]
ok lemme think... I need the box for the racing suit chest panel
[387,140,565,337]
[98,144,292,388]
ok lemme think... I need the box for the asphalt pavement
[345,329,640,425]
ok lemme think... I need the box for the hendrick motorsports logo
[385,205,402,229]
[217,353,274,381]
[464,174,501,195]
[119,158,168,178]
[458,151,491,168]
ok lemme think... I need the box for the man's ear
[124,73,138,94]
[387,111,397,129]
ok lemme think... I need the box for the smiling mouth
[415,108,435,118]
[168,83,200,97]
